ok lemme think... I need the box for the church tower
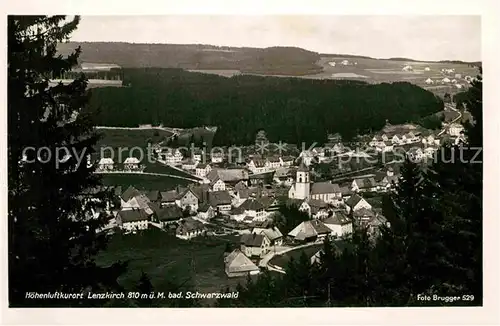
[294,163,310,199]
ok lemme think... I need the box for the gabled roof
[117,208,149,222]
[176,218,205,234]
[240,198,265,211]
[353,177,377,189]
[252,227,283,241]
[297,162,309,172]
[345,193,364,207]
[259,196,278,210]
[288,220,331,240]
[198,203,213,212]
[240,233,268,247]
[353,208,375,218]
[161,190,179,202]
[121,186,141,202]
[310,182,341,195]
[146,190,160,202]
[156,205,183,221]
[208,190,232,206]
[267,156,281,163]
[124,157,140,164]
[250,158,266,167]
[225,249,259,273]
[323,213,351,225]
[234,181,248,192]
[99,157,114,165]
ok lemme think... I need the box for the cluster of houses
[96,157,143,172]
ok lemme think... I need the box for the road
[437,103,462,137]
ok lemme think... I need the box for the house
[252,226,284,246]
[391,135,402,145]
[120,185,142,208]
[234,180,248,193]
[455,84,464,89]
[288,220,332,243]
[152,205,183,227]
[402,65,413,72]
[367,214,390,238]
[181,158,198,171]
[300,199,329,219]
[424,78,434,85]
[280,156,295,167]
[160,149,183,165]
[298,150,315,166]
[259,196,281,213]
[424,67,431,72]
[455,73,462,79]
[116,208,149,232]
[323,213,353,238]
[229,205,246,222]
[123,157,140,171]
[353,208,376,224]
[195,163,212,178]
[339,185,354,200]
[239,198,266,221]
[448,123,465,137]
[265,156,282,169]
[160,190,179,207]
[328,61,336,67]
[247,158,267,174]
[240,233,271,258]
[197,203,215,221]
[310,182,342,205]
[175,218,206,240]
[442,77,451,84]
[351,177,377,193]
[422,134,439,147]
[211,152,224,164]
[192,148,204,162]
[97,157,114,171]
[224,249,260,278]
[341,59,349,66]
[178,188,199,213]
[451,79,457,84]
[208,168,249,186]
[407,148,425,162]
[378,168,399,191]
[208,190,232,213]
[207,170,227,192]
[146,190,161,203]
[345,194,372,213]
[273,168,294,186]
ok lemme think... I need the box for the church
[288,164,343,205]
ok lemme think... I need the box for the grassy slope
[97,230,247,298]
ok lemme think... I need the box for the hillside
[57,42,322,76]
[86,68,444,146]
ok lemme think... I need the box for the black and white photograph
[3,1,499,324]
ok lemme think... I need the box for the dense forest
[87,68,443,146]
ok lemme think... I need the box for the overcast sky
[70,15,481,61]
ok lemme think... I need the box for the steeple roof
[297,162,309,172]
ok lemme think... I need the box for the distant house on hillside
[341,59,349,66]
[123,157,140,171]
[425,78,434,85]
[424,67,431,71]
[402,65,413,72]
[328,61,336,67]
[442,77,451,84]
[98,157,114,171]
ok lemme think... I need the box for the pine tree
[8,16,125,306]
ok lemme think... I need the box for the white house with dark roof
[240,233,271,258]
[152,205,183,227]
[195,163,212,178]
[280,156,295,167]
[288,220,332,242]
[323,212,353,237]
[239,198,266,221]
[299,199,330,219]
[160,190,179,207]
[265,156,282,169]
[208,190,232,213]
[175,217,206,240]
[116,208,150,232]
[345,194,372,213]
[197,203,215,221]
[181,158,198,171]
[252,226,283,246]
[207,170,227,192]
[310,181,342,205]
[425,77,434,85]
[247,158,267,174]
[351,177,378,193]
[178,188,199,213]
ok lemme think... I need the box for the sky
[70,15,481,62]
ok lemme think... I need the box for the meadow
[97,229,256,305]
[100,174,195,191]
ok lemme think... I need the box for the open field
[100,173,195,190]
[97,230,257,305]
[97,128,173,149]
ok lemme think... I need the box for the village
[86,108,467,280]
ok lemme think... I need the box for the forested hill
[86,68,444,146]
[57,42,322,76]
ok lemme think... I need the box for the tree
[8,16,125,307]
